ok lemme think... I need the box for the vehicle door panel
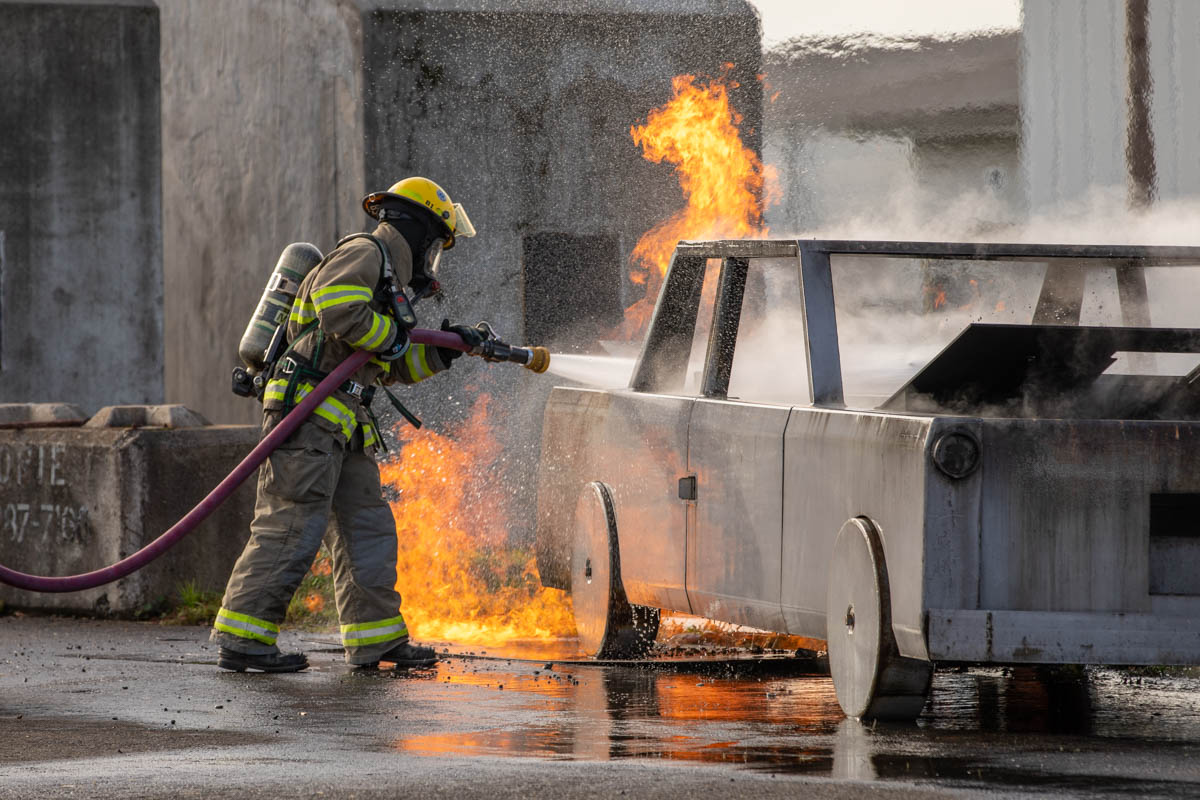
[686,398,790,631]
[600,391,694,614]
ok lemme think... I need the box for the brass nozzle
[525,346,550,374]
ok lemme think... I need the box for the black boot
[374,640,438,669]
[217,647,308,673]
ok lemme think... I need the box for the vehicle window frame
[630,239,1200,407]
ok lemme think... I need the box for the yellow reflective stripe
[341,614,408,646]
[341,614,407,633]
[403,345,435,381]
[362,423,378,448]
[367,315,394,349]
[345,631,408,647]
[290,312,317,325]
[219,608,280,632]
[215,608,279,645]
[289,299,318,325]
[264,379,288,403]
[312,399,356,440]
[369,357,392,373]
[349,313,393,350]
[312,284,373,300]
[264,380,356,441]
[349,313,382,348]
[312,285,372,311]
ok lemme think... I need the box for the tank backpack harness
[273,233,423,448]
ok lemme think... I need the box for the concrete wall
[1021,0,1200,210]
[360,0,762,420]
[159,0,365,426]
[160,0,761,427]
[1148,1,1200,202]
[0,0,163,412]
[1020,0,1128,211]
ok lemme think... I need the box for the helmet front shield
[453,202,476,239]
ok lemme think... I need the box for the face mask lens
[425,240,444,278]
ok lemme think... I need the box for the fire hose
[0,328,549,593]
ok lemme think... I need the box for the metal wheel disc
[827,517,886,718]
[570,482,659,659]
[826,517,933,721]
[572,482,618,655]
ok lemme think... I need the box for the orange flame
[621,74,774,338]
[380,396,576,645]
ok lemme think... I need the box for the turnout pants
[211,414,409,664]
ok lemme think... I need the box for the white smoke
[721,183,1200,408]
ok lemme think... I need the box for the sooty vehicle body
[535,239,1200,720]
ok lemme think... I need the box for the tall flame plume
[622,74,774,337]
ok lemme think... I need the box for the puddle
[393,663,1200,796]
[396,666,845,762]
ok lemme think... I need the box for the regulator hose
[0,327,542,593]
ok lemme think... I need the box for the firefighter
[211,177,482,672]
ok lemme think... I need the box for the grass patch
[284,547,338,631]
[158,547,338,630]
[160,580,221,626]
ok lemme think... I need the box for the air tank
[237,242,324,372]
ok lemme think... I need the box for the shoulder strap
[280,320,320,360]
[334,232,390,289]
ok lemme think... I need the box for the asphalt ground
[3,615,1200,798]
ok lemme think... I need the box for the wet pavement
[3,616,1200,798]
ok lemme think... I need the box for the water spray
[0,327,550,593]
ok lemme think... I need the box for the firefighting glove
[438,318,486,363]
[378,327,411,361]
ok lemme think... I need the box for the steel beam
[700,257,748,398]
[798,245,844,407]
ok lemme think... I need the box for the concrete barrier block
[86,404,211,429]
[0,424,259,615]
[0,404,89,428]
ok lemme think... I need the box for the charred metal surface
[885,323,1200,418]
[688,399,791,631]
[537,388,692,613]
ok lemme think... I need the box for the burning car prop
[536,238,1200,721]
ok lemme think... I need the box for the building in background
[762,30,1021,237]
[0,0,162,412]
[1021,0,1200,212]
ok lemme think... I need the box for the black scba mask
[381,206,447,302]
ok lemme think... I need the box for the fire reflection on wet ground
[389,648,1200,795]
[395,658,841,766]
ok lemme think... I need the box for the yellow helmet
[361,176,476,249]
